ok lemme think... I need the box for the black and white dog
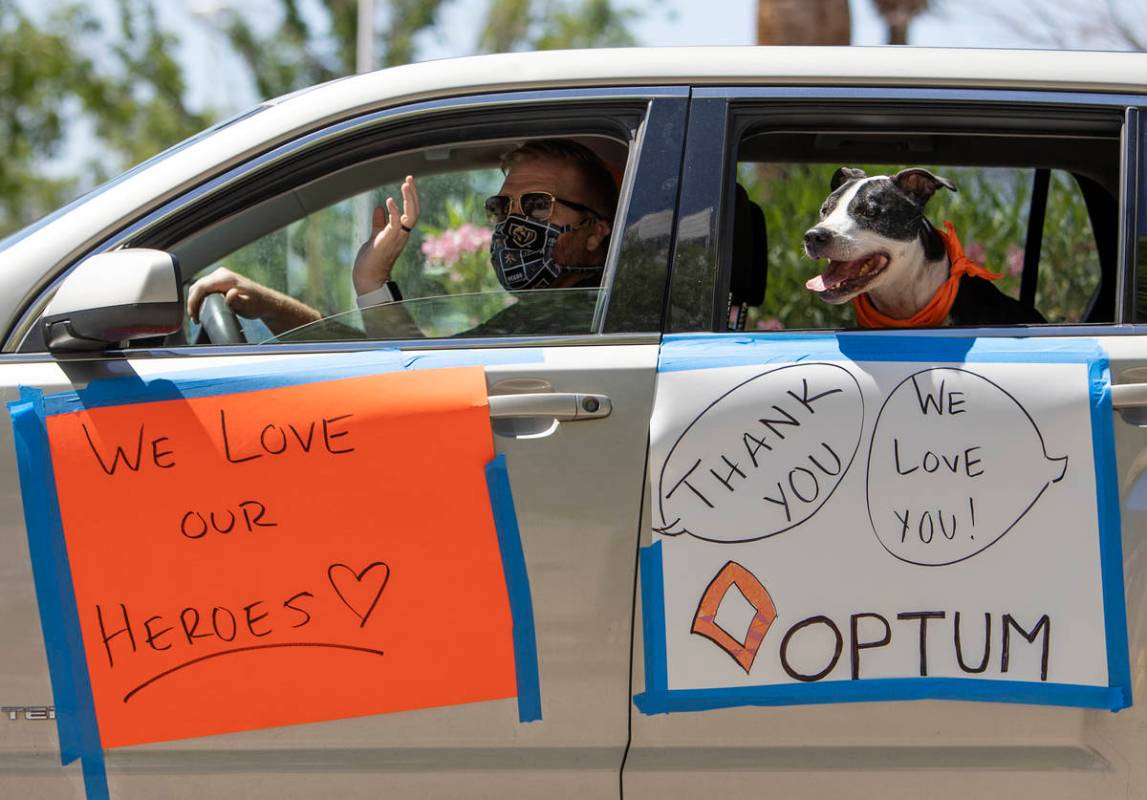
[803,167,1044,327]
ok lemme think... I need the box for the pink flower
[965,240,987,264]
[421,224,494,267]
[1006,244,1024,277]
[457,223,492,250]
[756,318,784,331]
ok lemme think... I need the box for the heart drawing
[328,561,391,627]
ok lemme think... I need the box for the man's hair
[500,139,619,222]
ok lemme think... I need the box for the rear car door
[0,87,687,798]
[625,88,1147,799]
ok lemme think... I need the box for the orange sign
[44,367,517,748]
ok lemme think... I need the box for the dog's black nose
[804,228,831,248]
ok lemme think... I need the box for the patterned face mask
[489,214,600,291]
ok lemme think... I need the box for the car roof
[308,45,1147,102]
[259,47,1147,137]
[3,46,1146,344]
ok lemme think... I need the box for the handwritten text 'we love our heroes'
[72,405,378,695]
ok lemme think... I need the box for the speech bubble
[656,363,864,543]
[866,367,1068,566]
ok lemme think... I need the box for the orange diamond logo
[691,561,777,674]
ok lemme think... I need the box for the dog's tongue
[806,256,883,295]
[807,261,847,293]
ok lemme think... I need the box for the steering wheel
[198,293,247,344]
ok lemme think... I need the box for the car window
[184,167,510,343]
[686,104,1124,334]
[171,136,628,346]
[735,163,1103,332]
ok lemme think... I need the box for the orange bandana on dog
[852,221,1003,329]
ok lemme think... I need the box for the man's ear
[892,168,957,207]
[586,218,612,253]
[831,167,866,191]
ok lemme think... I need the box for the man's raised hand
[353,175,421,296]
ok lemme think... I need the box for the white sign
[641,343,1128,712]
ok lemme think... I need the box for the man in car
[186,139,618,338]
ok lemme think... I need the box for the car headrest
[730,183,768,312]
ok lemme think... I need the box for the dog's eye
[857,201,879,217]
[818,203,830,217]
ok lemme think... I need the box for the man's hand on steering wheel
[188,177,419,343]
[187,267,321,340]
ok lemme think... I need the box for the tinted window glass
[179,139,626,345]
[732,162,1103,331]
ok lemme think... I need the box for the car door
[0,87,687,799]
[625,89,1147,799]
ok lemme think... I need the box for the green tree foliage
[217,0,640,100]
[0,0,93,234]
[2,0,643,239]
[88,0,214,175]
[0,0,211,236]
[482,0,638,51]
[215,0,450,98]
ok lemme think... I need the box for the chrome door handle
[488,392,611,420]
[1113,383,1147,409]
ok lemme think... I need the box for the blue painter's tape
[1089,358,1132,709]
[485,454,542,723]
[657,332,1108,373]
[634,677,1125,715]
[8,388,108,799]
[41,348,544,416]
[81,754,109,800]
[638,542,667,697]
[42,350,407,415]
[9,390,81,761]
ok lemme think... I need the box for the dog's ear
[892,168,958,207]
[831,167,866,191]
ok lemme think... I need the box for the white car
[1,46,1147,799]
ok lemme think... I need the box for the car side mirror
[42,249,183,353]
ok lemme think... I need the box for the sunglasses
[484,191,604,225]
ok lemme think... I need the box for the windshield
[264,288,601,343]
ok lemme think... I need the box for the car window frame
[666,86,1145,335]
[10,86,690,355]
